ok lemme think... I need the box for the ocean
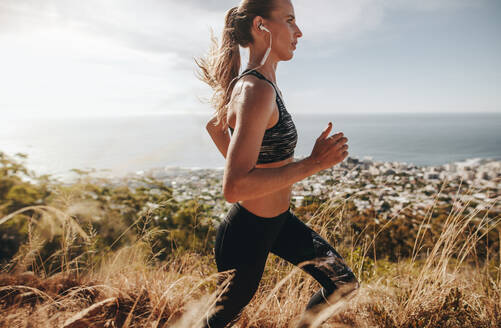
[1,113,500,180]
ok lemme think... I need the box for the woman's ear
[252,16,264,32]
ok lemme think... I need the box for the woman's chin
[283,52,294,61]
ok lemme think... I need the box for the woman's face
[265,0,303,61]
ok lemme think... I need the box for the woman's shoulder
[231,74,275,108]
[227,75,276,131]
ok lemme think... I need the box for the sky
[0,0,500,119]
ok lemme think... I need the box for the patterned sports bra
[228,69,298,164]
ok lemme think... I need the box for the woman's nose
[296,26,303,38]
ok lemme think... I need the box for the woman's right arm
[223,79,349,203]
[206,114,230,159]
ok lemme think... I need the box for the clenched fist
[308,122,349,171]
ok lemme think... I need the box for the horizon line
[3,111,501,120]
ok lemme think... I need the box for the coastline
[2,112,500,181]
[114,156,500,221]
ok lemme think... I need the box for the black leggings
[204,202,359,328]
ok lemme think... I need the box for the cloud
[382,0,484,12]
[294,0,384,43]
[0,0,494,118]
[0,0,226,117]
[0,0,487,58]
[293,0,485,45]
[0,0,224,57]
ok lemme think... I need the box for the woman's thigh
[270,212,357,291]
[215,206,284,271]
[215,217,268,274]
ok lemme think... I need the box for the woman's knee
[218,268,262,308]
[339,269,360,291]
[340,277,360,295]
[305,276,360,313]
[207,271,260,328]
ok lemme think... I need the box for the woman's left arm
[206,115,230,159]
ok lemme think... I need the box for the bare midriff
[227,78,293,218]
[237,156,294,218]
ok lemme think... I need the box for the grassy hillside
[0,151,499,327]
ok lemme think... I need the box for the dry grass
[0,183,500,328]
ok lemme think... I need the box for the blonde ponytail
[195,7,240,132]
[195,1,276,131]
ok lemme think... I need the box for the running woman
[196,1,360,327]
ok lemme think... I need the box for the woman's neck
[245,61,278,84]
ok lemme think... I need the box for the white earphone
[259,24,270,33]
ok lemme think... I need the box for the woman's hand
[308,122,349,171]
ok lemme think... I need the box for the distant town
[124,156,500,222]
